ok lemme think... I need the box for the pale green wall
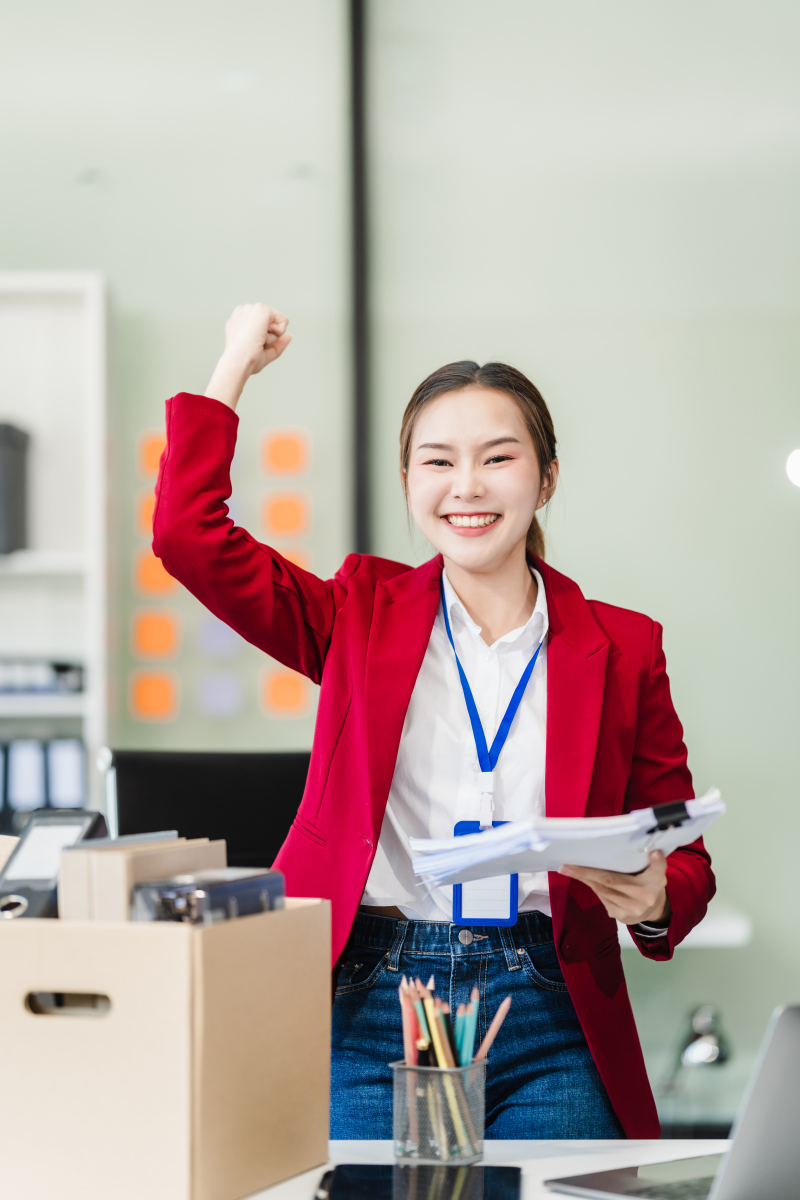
[0,0,351,751]
[369,1,800,1094]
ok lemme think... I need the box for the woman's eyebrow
[416,436,521,451]
[483,437,521,449]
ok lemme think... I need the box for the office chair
[105,749,311,868]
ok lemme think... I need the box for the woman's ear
[545,458,560,498]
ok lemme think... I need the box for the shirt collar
[441,566,549,652]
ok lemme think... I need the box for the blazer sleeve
[623,620,716,960]
[152,392,346,684]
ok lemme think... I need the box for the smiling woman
[400,360,558,560]
[152,303,715,1144]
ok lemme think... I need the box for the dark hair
[400,361,558,559]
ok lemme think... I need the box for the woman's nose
[452,464,483,500]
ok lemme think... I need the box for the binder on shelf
[6,740,46,811]
[59,836,228,921]
[0,422,29,555]
[47,738,85,808]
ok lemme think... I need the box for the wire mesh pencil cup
[391,1061,485,1165]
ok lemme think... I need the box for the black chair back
[111,749,310,868]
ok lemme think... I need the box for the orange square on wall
[135,550,177,594]
[129,670,179,721]
[263,493,309,537]
[132,610,179,658]
[138,431,167,477]
[261,430,309,475]
[137,491,156,535]
[261,669,309,717]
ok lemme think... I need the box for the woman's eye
[423,458,452,467]
[486,454,513,465]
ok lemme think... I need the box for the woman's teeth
[444,514,499,528]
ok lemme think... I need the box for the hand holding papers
[410,788,724,887]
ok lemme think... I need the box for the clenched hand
[205,303,292,411]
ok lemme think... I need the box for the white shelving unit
[0,271,106,807]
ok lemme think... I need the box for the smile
[442,513,500,528]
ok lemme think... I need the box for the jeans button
[458,929,474,945]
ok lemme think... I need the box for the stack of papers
[411,788,724,885]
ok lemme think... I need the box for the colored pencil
[440,1001,459,1063]
[455,1003,467,1066]
[413,997,430,1045]
[421,995,447,1067]
[433,1007,456,1069]
[473,996,512,1063]
[462,988,479,1064]
[398,980,418,1066]
[399,979,420,1147]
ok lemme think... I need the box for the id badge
[452,820,518,927]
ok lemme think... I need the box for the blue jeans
[331,910,623,1140]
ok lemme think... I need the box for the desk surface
[252,1138,730,1200]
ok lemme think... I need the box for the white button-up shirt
[362,567,550,921]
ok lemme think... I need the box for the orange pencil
[398,979,417,1065]
[473,996,512,1063]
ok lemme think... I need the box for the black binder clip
[648,800,690,833]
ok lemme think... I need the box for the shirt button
[458,929,474,945]
[561,936,573,959]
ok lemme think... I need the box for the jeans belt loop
[385,919,409,972]
[499,924,521,971]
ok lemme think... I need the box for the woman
[153,303,714,1140]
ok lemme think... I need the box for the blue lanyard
[440,578,543,773]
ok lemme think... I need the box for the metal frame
[350,0,371,553]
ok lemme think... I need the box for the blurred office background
[1,0,799,1131]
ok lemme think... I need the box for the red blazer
[154,393,715,1139]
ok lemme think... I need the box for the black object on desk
[110,750,310,867]
[319,1164,521,1199]
[0,808,108,918]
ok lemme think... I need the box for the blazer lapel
[535,558,610,820]
[364,555,442,835]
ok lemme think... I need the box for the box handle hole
[25,992,111,1017]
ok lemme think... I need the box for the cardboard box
[0,898,331,1200]
[59,837,228,920]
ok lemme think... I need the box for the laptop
[545,1005,800,1200]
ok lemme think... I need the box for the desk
[251,1139,730,1199]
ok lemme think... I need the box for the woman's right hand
[205,303,292,411]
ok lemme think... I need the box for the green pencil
[455,1003,467,1066]
[463,991,479,1064]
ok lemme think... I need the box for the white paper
[412,789,724,885]
[4,824,84,881]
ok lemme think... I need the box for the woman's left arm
[561,619,716,960]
